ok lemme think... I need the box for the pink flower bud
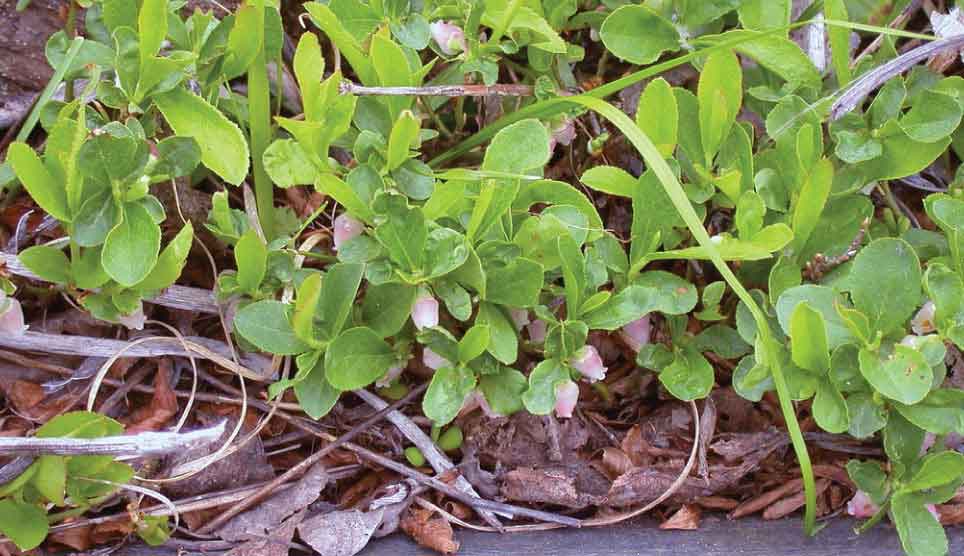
[422,347,450,370]
[927,504,941,521]
[509,308,530,331]
[619,315,652,352]
[376,363,405,388]
[912,301,936,335]
[548,118,576,151]
[411,294,439,330]
[117,304,146,331]
[0,294,27,336]
[554,381,579,419]
[921,432,937,456]
[527,319,547,343]
[430,21,466,56]
[846,491,879,519]
[571,345,607,382]
[332,213,364,251]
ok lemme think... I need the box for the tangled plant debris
[0,0,962,555]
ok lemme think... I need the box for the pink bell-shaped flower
[619,315,652,352]
[332,213,364,251]
[911,300,936,335]
[846,491,879,519]
[509,308,530,331]
[422,347,450,371]
[411,293,440,330]
[430,21,466,56]
[571,345,607,382]
[554,381,579,419]
[527,319,547,343]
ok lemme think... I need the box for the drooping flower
[411,293,440,330]
[376,363,405,388]
[0,293,27,336]
[554,381,579,419]
[846,491,879,519]
[332,213,364,251]
[422,347,450,371]
[548,118,577,152]
[619,315,652,352]
[509,308,530,331]
[911,301,936,335]
[527,319,547,343]
[430,21,466,56]
[571,345,607,382]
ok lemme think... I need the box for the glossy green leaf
[476,301,518,365]
[636,78,678,157]
[521,358,569,415]
[485,258,544,307]
[19,245,71,285]
[234,300,311,355]
[599,5,680,65]
[458,325,490,363]
[849,238,922,336]
[325,327,395,390]
[134,223,193,292]
[790,302,830,374]
[102,202,161,287]
[423,366,476,425]
[154,87,249,185]
[0,499,48,551]
[660,346,714,401]
[7,142,70,221]
[892,492,948,556]
[698,49,742,163]
[234,229,267,294]
[812,380,849,433]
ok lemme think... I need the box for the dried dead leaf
[6,380,43,411]
[298,508,385,556]
[620,425,653,467]
[125,359,178,433]
[163,414,275,500]
[227,509,303,556]
[937,503,964,526]
[217,463,327,542]
[600,447,633,479]
[47,521,91,551]
[762,479,831,520]
[660,504,701,530]
[401,507,460,554]
[694,496,739,510]
[502,465,608,509]
[729,479,803,519]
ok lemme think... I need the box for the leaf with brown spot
[401,507,460,554]
[660,504,701,530]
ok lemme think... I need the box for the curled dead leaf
[401,507,460,554]
[660,504,701,530]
